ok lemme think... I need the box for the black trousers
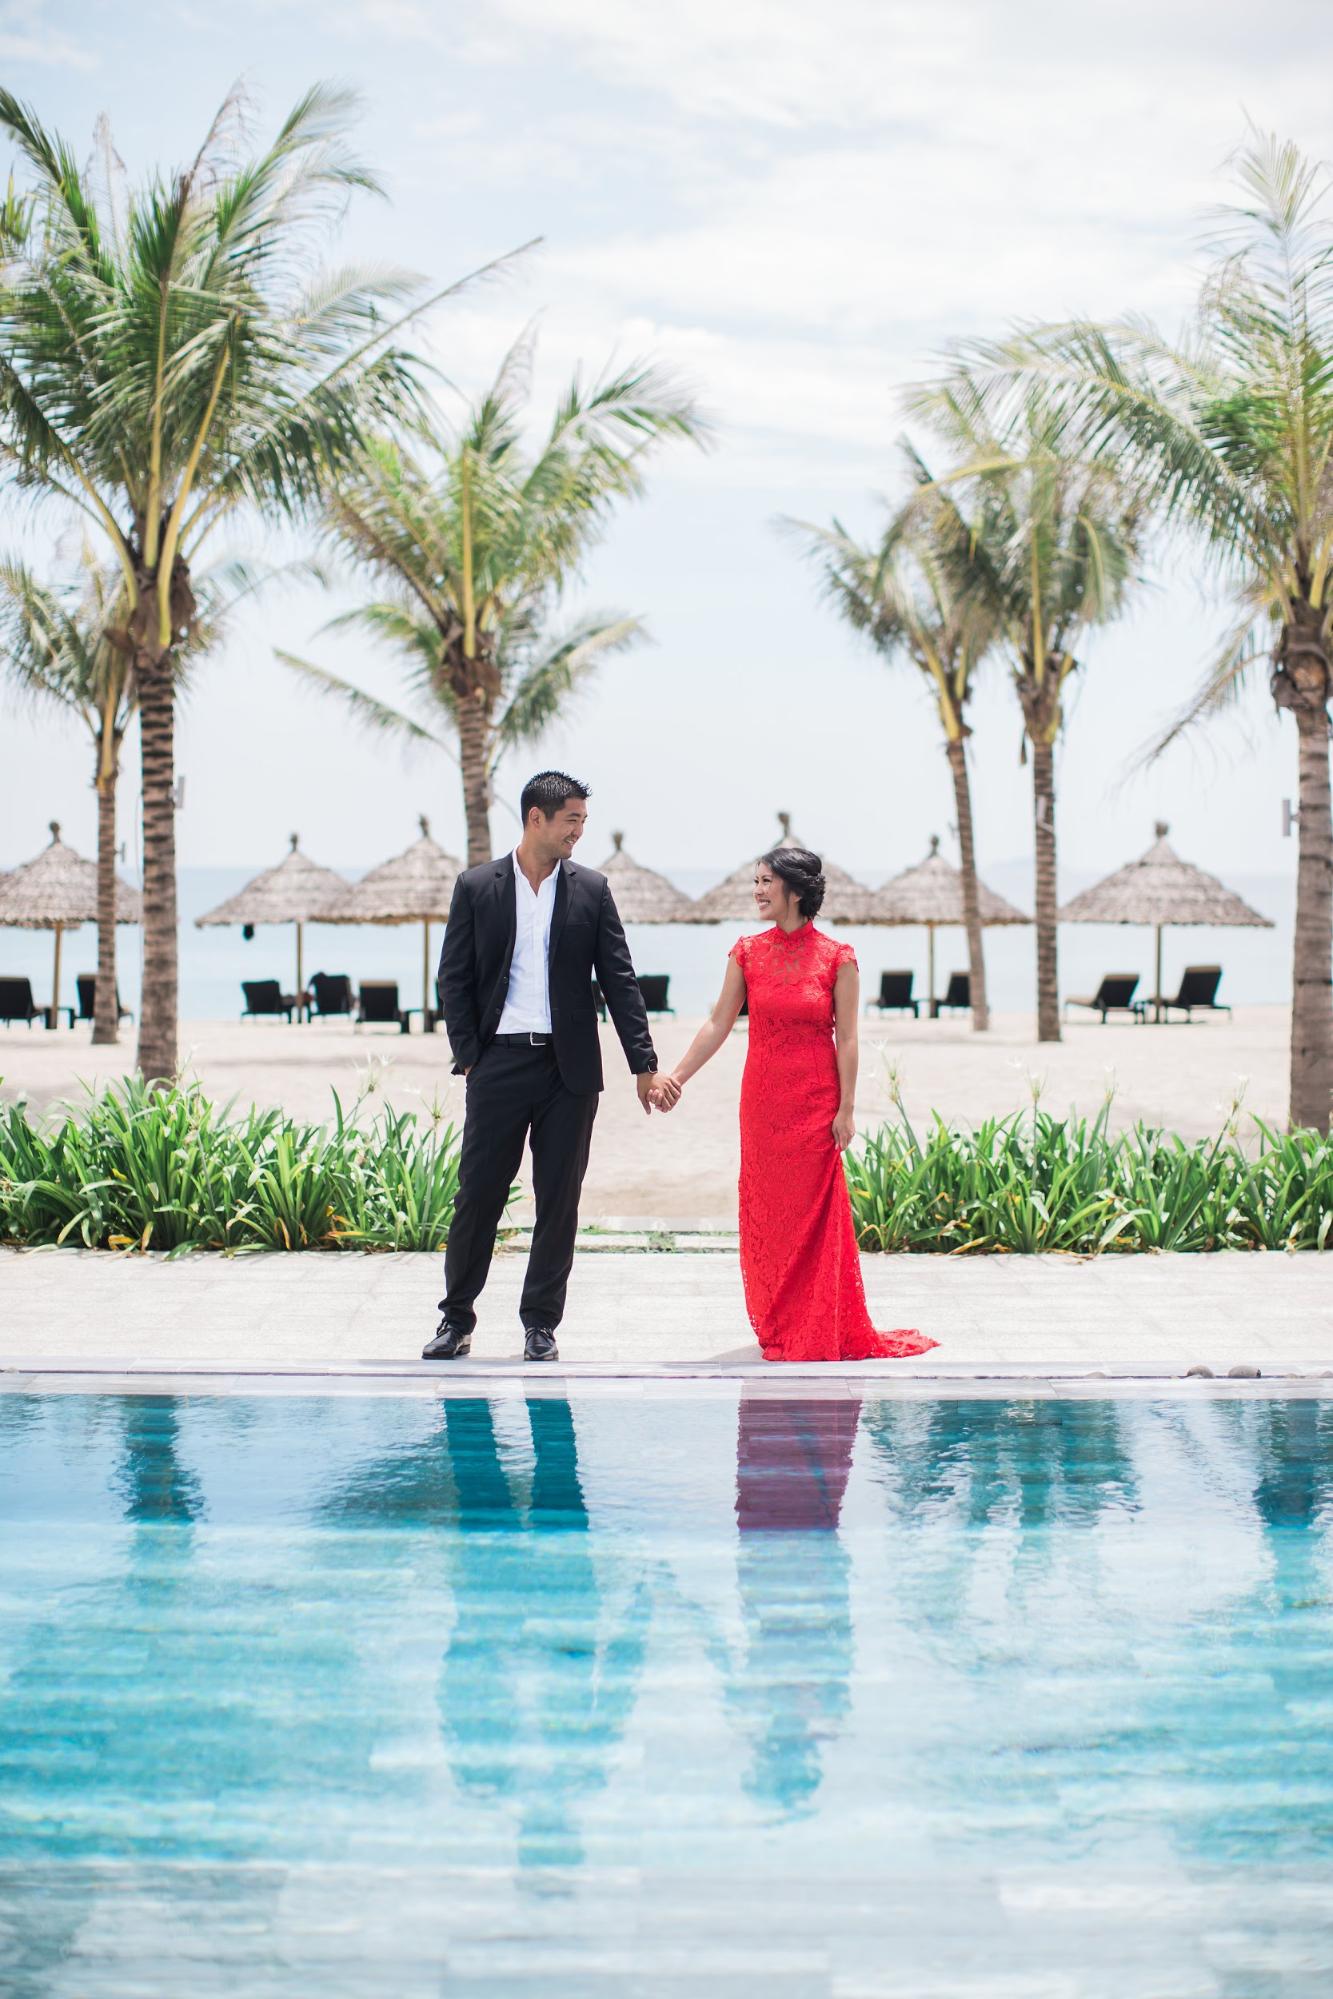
[440,1042,598,1333]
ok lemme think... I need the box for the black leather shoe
[422,1320,472,1360]
[523,1326,559,1363]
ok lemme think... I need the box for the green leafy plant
[845,1102,1333,1255]
[0,1077,485,1253]
[4,1078,1327,1259]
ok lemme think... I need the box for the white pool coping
[3,1359,1331,1400]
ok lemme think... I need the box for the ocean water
[0,861,1296,1024]
[1,1388,1331,1995]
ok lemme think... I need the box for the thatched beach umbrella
[692,812,880,924]
[870,835,1030,1012]
[1059,821,1273,1022]
[324,815,462,1021]
[0,820,142,1026]
[196,833,348,999]
[595,830,695,923]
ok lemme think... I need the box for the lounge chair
[869,970,919,1018]
[1064,973,1141,1023]
[356,980,417,1033]
[242,979,300,1022]
[1159,965,1231,1021]
[637,974,675,1016]
[0,976,70,1029]
[591,976,674,1019]
[75,975,133,1025]
[308,971,354,1019]
[929,972,971,1020]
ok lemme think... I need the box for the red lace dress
[730,925,938,1363]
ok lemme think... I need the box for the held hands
[832,1106,855,1152]
[639,1071,682,1115]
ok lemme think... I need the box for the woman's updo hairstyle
[759,845,825,919]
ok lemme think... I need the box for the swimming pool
[2,1387,1332,1994]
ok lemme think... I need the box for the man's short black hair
[521,770,591,823]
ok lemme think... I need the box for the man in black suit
[426,771,677,1363]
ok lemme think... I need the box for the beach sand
[1,1006,1287,1225]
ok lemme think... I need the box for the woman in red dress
[663,846,937,1363]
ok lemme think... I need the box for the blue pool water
[2,1389,1332,1995]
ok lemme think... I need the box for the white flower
[879,1051,906,1110]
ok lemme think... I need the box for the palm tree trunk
[135,652,178,1084]
[456,690,493,867]
[945,735,989,1032]
[92,766,120,1046]
[1289,702,1332,1131]
[1032,740,1061,1042]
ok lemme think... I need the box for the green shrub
[845,1104,1333,1255]
[0,1077,472,1253]
[4,1078,1329,1257]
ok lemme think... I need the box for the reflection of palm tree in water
[863,1398,1138,1533]
[0,1397,205,1987]
[729,1395,860,1818]
[1242,1398,1333,1864]
[1252,1399,1333,1533]
[439,1397,649,1872]
[114,1394,205,1529]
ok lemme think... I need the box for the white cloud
[395,0,1333,484]
[475,0,1328,135]
[0,0,97,68]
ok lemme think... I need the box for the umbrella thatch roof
[692,812,880,924]
[324,816,462,925]
[0,820,142,929]
[1059,823,1273,929]
[596,830,695,923]
[870,835,1029,927]
[196,833,348,928]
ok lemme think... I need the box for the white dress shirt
[497,849,558,1033]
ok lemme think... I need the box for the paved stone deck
[2,1246,1329,1382]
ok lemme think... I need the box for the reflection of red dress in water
[736,1395,861,1529]
[730,925,938,1363]
[732,1396,860,1812]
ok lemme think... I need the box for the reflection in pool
[2,1390,1332,1994]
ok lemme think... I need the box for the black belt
[492,1031,554,1047]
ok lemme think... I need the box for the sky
[0,0,1329,888]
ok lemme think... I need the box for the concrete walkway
[2,1246,1329,1381]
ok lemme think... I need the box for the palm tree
[281,334,706,864]
[904,383,1144,1042]
[0,550,258,1043]
[0,84,501,1080]
[0,553,134,1043]
[279,601,644,843]
[912,135,1333,1127]
[783,446,1000,1030]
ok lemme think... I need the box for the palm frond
[0,547,135,732]
[311,331,705,764]
[492,611,643,758]
[1140,605,1277,764]
[274,646,450,751]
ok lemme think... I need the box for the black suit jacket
[437,856,657,1095]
